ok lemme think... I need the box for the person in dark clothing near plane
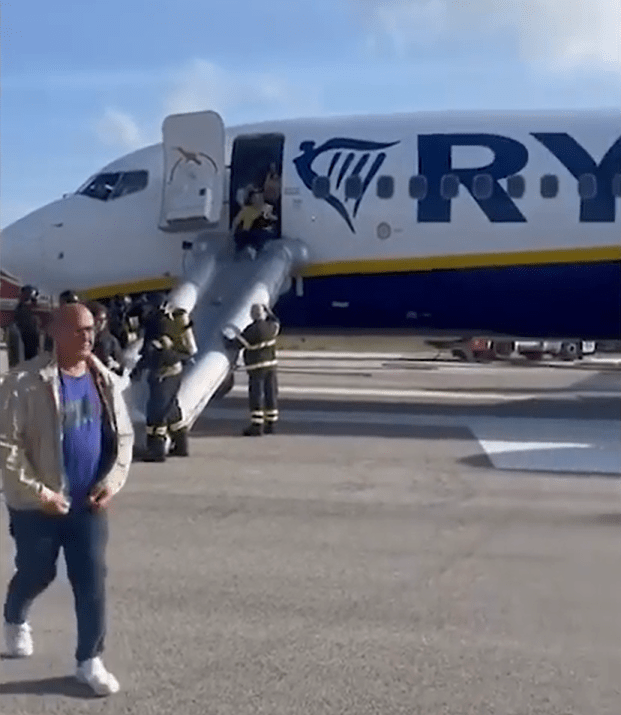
[60,290,80,305]
[132,299,197,461]
[227,303,280,436]
[12,285,42,364]
[88,302,125,376]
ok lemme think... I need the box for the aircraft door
[230,134,284,239]
[159,111,225,231]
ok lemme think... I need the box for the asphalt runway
[1,356,620,714]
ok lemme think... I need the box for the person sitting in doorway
[232,186,276,259]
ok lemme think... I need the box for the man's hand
[88,484,115,511]
[39,488,70,516]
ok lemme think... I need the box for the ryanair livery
[2,109,620,341]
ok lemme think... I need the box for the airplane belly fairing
[274,259,621,340]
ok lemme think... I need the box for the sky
[1,0,619,228]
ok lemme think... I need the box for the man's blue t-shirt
[59,371,103,510]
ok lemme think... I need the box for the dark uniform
[93,330,125,375]
[134,304,197,461]
[12,287,42,364]
[235,305,280,436]
[88,302,126,376]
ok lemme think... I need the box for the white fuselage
[2,109,620,338]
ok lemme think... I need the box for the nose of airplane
[1,200,66,293]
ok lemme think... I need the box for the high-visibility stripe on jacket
[238,317,280,371]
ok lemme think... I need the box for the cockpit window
[111,171,149,198]
[77,170,148,201]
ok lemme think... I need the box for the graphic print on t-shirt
[60,372,103,509]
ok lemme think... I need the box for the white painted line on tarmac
[206,406,621,476]
[231,384,532,401]
[477,440,620,475]
[230,384,620,401]
[471,418,621,476]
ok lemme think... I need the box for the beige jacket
[0,352,134,510]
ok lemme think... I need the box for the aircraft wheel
[560,341,581,361]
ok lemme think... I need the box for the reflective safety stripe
[251,410,264,425]
[145,425,156,436]
[246,360,277,371]
[154,426,168,437]
[245,339,276,350]
[236,334,252,349]
[157,363,182,379]
[169,419,185,432]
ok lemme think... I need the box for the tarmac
[1,349,620,714]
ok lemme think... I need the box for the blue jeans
[4,507,108,663]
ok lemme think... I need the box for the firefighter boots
[169,429,189,457]
[143,435,166,462]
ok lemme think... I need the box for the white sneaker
[4,621,33,657]
[75,657,120,696]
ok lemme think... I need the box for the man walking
[230,303,280,436]
[0,302,134,696]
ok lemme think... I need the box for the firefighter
[11,285,42,364]
[59,289,80,304]
[132,301,197,461]
[230,303,280,436]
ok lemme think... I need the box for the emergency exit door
[159,110,225,231]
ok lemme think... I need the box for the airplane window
[377,176,395,199]
[440,174,460,199]
[540,174,559,199]
[312,176,330,199]
[377,175,394,199]
[111,170,149,199]
[506,175,525,199]
[472,173,493,200]
[576,173,597,200]
[614,174,621,198]
[409,175,427,200]
[345,175,363,200]
[78,173,121,201]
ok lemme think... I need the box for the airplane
[2,108,620,427]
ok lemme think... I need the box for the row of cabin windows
[312,173,621,201]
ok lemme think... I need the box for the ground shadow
[191,416,473,441]
[0,675,99,698]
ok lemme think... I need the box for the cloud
[94,108,145,150]
[164,59,323,123]
[356,0,621,70]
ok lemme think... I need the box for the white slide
[126,237,308,442]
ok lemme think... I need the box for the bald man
[0,302,134,696]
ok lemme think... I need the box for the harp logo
[293,138,400,233]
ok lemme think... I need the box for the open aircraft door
[159,110,225,231]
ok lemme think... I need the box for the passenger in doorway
[262,163,281,208]
[232,186,277,259]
